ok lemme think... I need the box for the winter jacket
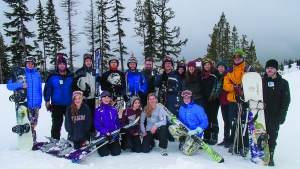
[44,69,74,106]
[183,71,202,100]
[120,107,141,136]
[65,103,92,142]
[101,69,126,96]
[94,103,122,136]
[201,71,219,100]
[178,101,208,137]
[140,104,167,133]
[7,68,42,108]
[124,69,147,96]
[154,70,182,115]
[263,73,290,124]
[141,68,157,94]
[72,65,97,99]
[223,61,254,102]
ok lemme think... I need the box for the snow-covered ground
[0,70,299,169]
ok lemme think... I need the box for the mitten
[188,127,203,136]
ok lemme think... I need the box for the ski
[158,103,224,163]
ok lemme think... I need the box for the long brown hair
[185,68,198,82]
[71,97,81,123]
[143,93,157,117]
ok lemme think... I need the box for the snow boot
[178,136,185,150]
[239,147,249,157]
[217,140,228,146]
[160,148,168,156]
[208,133,218,145]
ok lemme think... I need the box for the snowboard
[242,72,270,165]
[158,103,224,163]
[9,67,33,150]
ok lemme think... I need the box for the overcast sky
[0,0,299,68]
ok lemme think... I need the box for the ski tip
[219,158,225,163]
[71,159,80,164]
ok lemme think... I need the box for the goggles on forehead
[178,62,186,67]
[100,91,111,98]
[181,90,192,97]
[84,54,92,60]
[24,56,37,64]
[202,58,212,63]
[163,56,172,62]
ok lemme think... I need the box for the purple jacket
[120,108,141,136]
[94,103,122,136]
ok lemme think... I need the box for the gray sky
[0,0,299,68]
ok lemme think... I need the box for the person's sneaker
[239,148,249,157]
[217,140,228,146]
[160,148,168,156]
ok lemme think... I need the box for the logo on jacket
[108,73,122,85]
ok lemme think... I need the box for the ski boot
[12,123,30,135]
[269,151,275,166]
[178,136,185,150]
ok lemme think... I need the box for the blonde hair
[143,93,157,117]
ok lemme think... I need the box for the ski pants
[168,125,201,156]
[142,125,168,153]
[51,105,67,140]
[121,130,142,153]
[97,137,121,157]
[220,105,230,142]
[266,121,280,152]
[202,98,220,140]
[84,98,95,134]
[28,107,39,142]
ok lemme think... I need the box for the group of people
[7,49,290,166]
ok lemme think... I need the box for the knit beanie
[130,96,140,107]
[72,91,83,100]
[186,61,196,67]
[177,61,186,70]
[217,60,228,69]
[265,59,279,70]
[233,49,245,57]
[57,53,67,67]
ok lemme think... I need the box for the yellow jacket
[223,62,251,102]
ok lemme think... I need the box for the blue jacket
[7,68,42,108]
[65,103,92,142]
[43,69,74,106]
[124,69,147,96]
[178,101,208,137]
[94,103,122,136]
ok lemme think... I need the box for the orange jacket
[223,62,250,102]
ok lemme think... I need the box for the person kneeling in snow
[168,90,208,156]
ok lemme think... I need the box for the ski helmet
[108,56,119,66]
[162,56,174,69]
[127,56,138,68]
[23,56,37,65]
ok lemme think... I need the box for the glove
[277,113,286,125]
[106,133,115,143]
[123,94,130,103]
[234,84,243,96]
[83,89,90,97]
[188,127,203,136]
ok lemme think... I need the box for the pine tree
[143,0,156,61]
[109,0,130,72]
[60,0,81,71]
[44,0,65,68]
[153,0,187,60]
[0,32,11,84]
[2,0,36,66]
[84,0,97,55]
[207,25,219,61]
[95,0,113,73]
[36,0,47,79]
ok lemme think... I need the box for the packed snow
[0,70,299,169]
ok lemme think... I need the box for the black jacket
[263,73,290,124]
[101,69,126,95]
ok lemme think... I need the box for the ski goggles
[24,56,37,64]
[100,91,111,98]
[72,91,83,99]
[162,56,172,62]
[178,62,186,67]
[202,58,212,64]
[84,54,93,60]
[181,90,192,97]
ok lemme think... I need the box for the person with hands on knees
[141,93,168,156]
[263,59,290,166]
[168,90,208,156]
[94,91,122,157]
[65,91,92,149]
[120,96,142,152]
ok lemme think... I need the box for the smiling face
[233,55,243,64]
[74,96,83,107]
[148,95,157,106]
[25,62,35,70]
[101,96,111,104]
[183,96,191,104]
[132,99,141,110]
[85,59,93,68]
[203,63,211,71]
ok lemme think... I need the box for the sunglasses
[84,54,92,60]
[181,90,192,97]
[24,56,37,64]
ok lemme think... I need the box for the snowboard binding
[12,123,30,135]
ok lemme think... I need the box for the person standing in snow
[44,53,74,140]
[141,58,157,108]
[140,93,168,156]
[7,56,42,143]
[65,91,92,149]
[262,59,290,166]
[72,53,101,135]
[94,91,122,157]
[168,90,208,156]
[120,96,142,153]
